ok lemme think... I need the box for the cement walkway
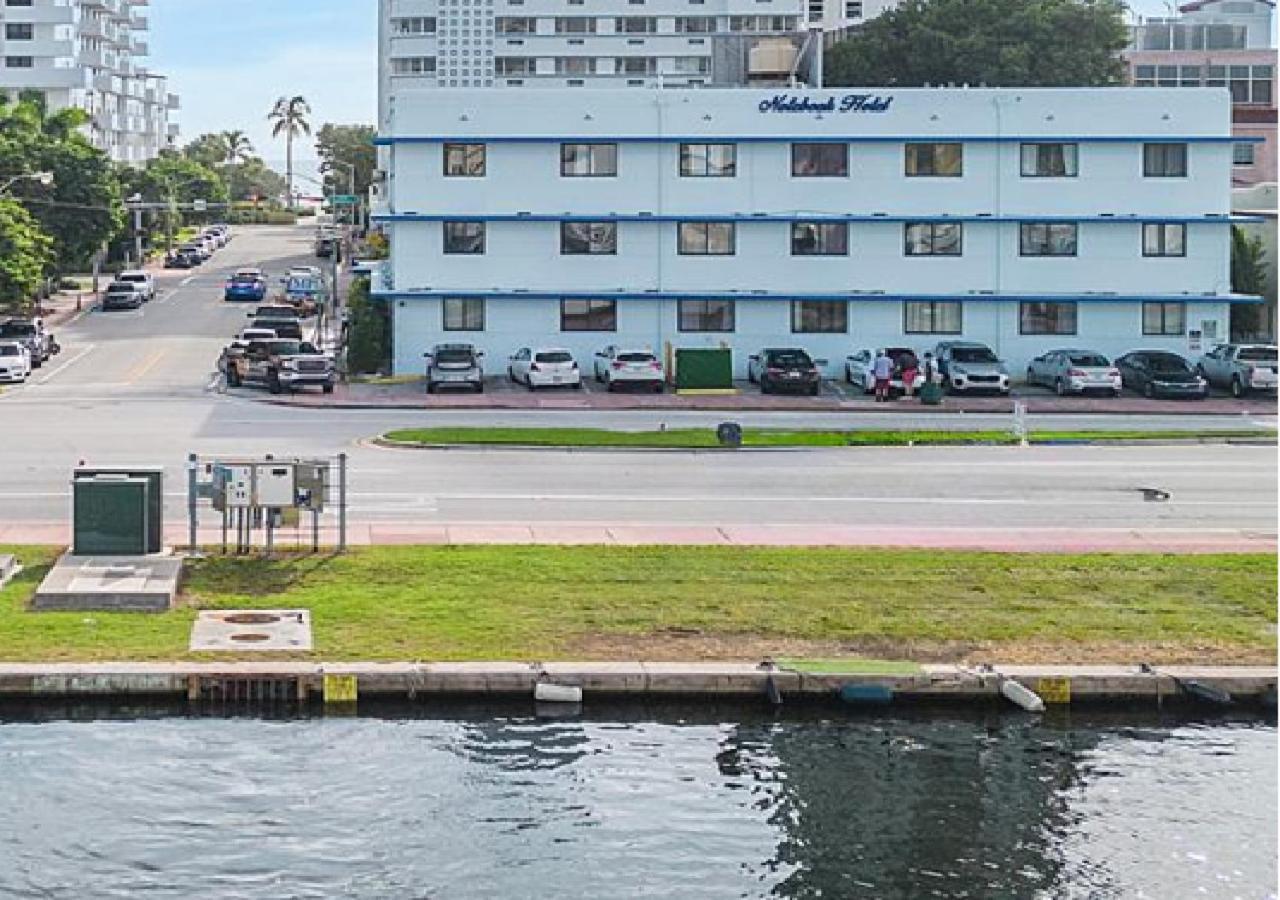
[0,522,1274,553]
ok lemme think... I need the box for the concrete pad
[189,610,313,652]
[0,554,17,589]
[32,554,181,612]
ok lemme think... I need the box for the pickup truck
[0,317,58,368]
[1196,344,1279,397]
[224,338,335,394]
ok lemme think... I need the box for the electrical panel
[295,462,328,512]
[256,465,296,508]
[213,464,254,510]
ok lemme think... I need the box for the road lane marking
[181,276,195,286]
[34,344,96,384]
[124,348,168,384]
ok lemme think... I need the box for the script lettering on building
[758,94,894,115]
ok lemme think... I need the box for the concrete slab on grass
[0,554,18,589]
[32,554,180,612]
[190,610,313,652]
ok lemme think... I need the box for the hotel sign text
[758,94,894,114]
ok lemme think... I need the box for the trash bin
[716,422,743,448]
[920,382,945,406]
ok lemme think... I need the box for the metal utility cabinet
[75,467,164,554]
[73,475,150,556]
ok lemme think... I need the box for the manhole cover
[223,613,282,625]
[229,632,272,643]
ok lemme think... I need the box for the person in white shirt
[872,349,894,402]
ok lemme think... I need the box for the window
[1143,143,1187,177]
[791,143,848,177]
[679,143,736,177]
[791,301,848,333]
[4,23,32,40]
[1019,302,1078,335]
[791,222,848,256]
[904,301,962,334]
[1020,143,1078,177]
[561,222,617,255]
[905,142,963,176]
[561,299,617,331]
[4,56,33,68]
[1143,301,1186,335]
[675,16,717,33]
[1020,223,1078,257]
[904,222,962,256]
[496,16,537,33]
[1234,142,1257,166]
[1143,223,1186,257]
[443,298,484,331]
[561,143,617,177]
[443,143,485,177]
[392,16,436,35]
[677,222,735,255]
[555,17,596,33]
[443,221,485,254]
[616,16,656,32]
[678,299,735,332]
[556,56,597,75]
[391,57,436,75]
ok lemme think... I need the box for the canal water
[0,704,1273,899]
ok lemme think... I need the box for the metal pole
[312,508,320,554]
[187,453,199,554]
[266,509,274,558]
[337,452,348,552]
[221,506,228,555]
[133,207,144,266]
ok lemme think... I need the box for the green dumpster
[675,348,733,390]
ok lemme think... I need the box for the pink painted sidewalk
[0,521,1273,553]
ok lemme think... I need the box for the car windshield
[0,345,19,357]
[1069,354,1110,367]
[618,353,655,363]
[0,323,34,337]
[536,352,573,364]
[231,275,259,284]
[107,283,134,292]
[435,349,475,364]
[952,347,998,364]
[1148,354,1190,373]
[266,341,317,355]
[1239,347,1278,362]
[767,351,813,367]
[119,274,144,282]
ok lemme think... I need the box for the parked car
[1115,350,1208,399]
[283,274,322,316]
[0,318,56,367]
[845,347,919,394]
[238,327,280,343]
[748,347,822,396]
[248,304,302,321]
[425,343,484,393]
[178,243,208,263]
[1196,344,1279,397]
[0,340,31,383]
[164,249,199,269]
[508,347,582,390]
[115,269,155,302]
[251,316,303,341]
[224,272,267,303]
[102,280,145,311]
[315,237,337,259]
[1025,349,1122,396]
[224,338,335,394]
[593,346,664,392]
[934,341,1010,394]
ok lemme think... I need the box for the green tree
[233,157,288,203]
[345,275,390,374]
[824,0,1128,88]
[269,95,311,208]
[0,197,54,311]
[315,123,376,199]
[1231,225,1267,296]
[182,133,228,169]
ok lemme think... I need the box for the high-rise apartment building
[1125,0,1276,185]
[0,0,179,163]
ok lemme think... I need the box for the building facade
[0,0,178,163]
[373,87,1260,378]
[1125,0,1276,185]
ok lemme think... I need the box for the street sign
[192,199,207,212]
[331,195,359,206]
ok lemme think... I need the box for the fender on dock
[534,682,583,704]
[1000,679,1046,712]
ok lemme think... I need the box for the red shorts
[875,377,891,389]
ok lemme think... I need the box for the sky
[148,0,377,172]
[146,0,1174,169]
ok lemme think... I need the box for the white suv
[0,340,31,383]
[593,346,665,392]
[116,270,155,302]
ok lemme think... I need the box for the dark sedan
[1115,351,1208,399]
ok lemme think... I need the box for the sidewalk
[269,378,1279,416]
[0,522,1273,553]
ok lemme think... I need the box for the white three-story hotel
[372,86,1261,376]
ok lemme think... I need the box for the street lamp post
[0,171,54,195]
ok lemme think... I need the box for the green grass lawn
[0,546,1273,664]
[382,427,1276,449]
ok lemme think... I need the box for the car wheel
[267,372,283,394]
[322,383,334,395]
[652,382,664,394]
[748,368,757,384]
[426,382,436,395]
[1231,376,1246,399]
[1054,377,1066,397]
[946,377,959,395]
[1143,381,1154,399]
[809,384,820,397]
[1112,389,1122,398]
[476,382,485,394]
[226,368,241,388]
[761,378,772,395]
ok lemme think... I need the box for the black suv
[748,347,822,395]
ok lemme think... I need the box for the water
[0,703,1274,899]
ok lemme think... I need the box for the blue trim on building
[376,134,1261,146]
[374,212,1262,225]
[372,289,1263,305]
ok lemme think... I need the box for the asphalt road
[0,225,1275,537]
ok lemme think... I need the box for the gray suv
[425,343,484,393]
[935,341,1010,394]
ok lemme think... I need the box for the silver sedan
[1025,349,1122,396]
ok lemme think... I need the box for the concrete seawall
[0,662,1273,707]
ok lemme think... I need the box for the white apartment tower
[0,0,179,163]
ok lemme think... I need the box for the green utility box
[675,348,734,390]
[73,475,150,556]
[75,467,164,553]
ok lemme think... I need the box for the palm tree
[219,130,254,202]
[268,96,311,208]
